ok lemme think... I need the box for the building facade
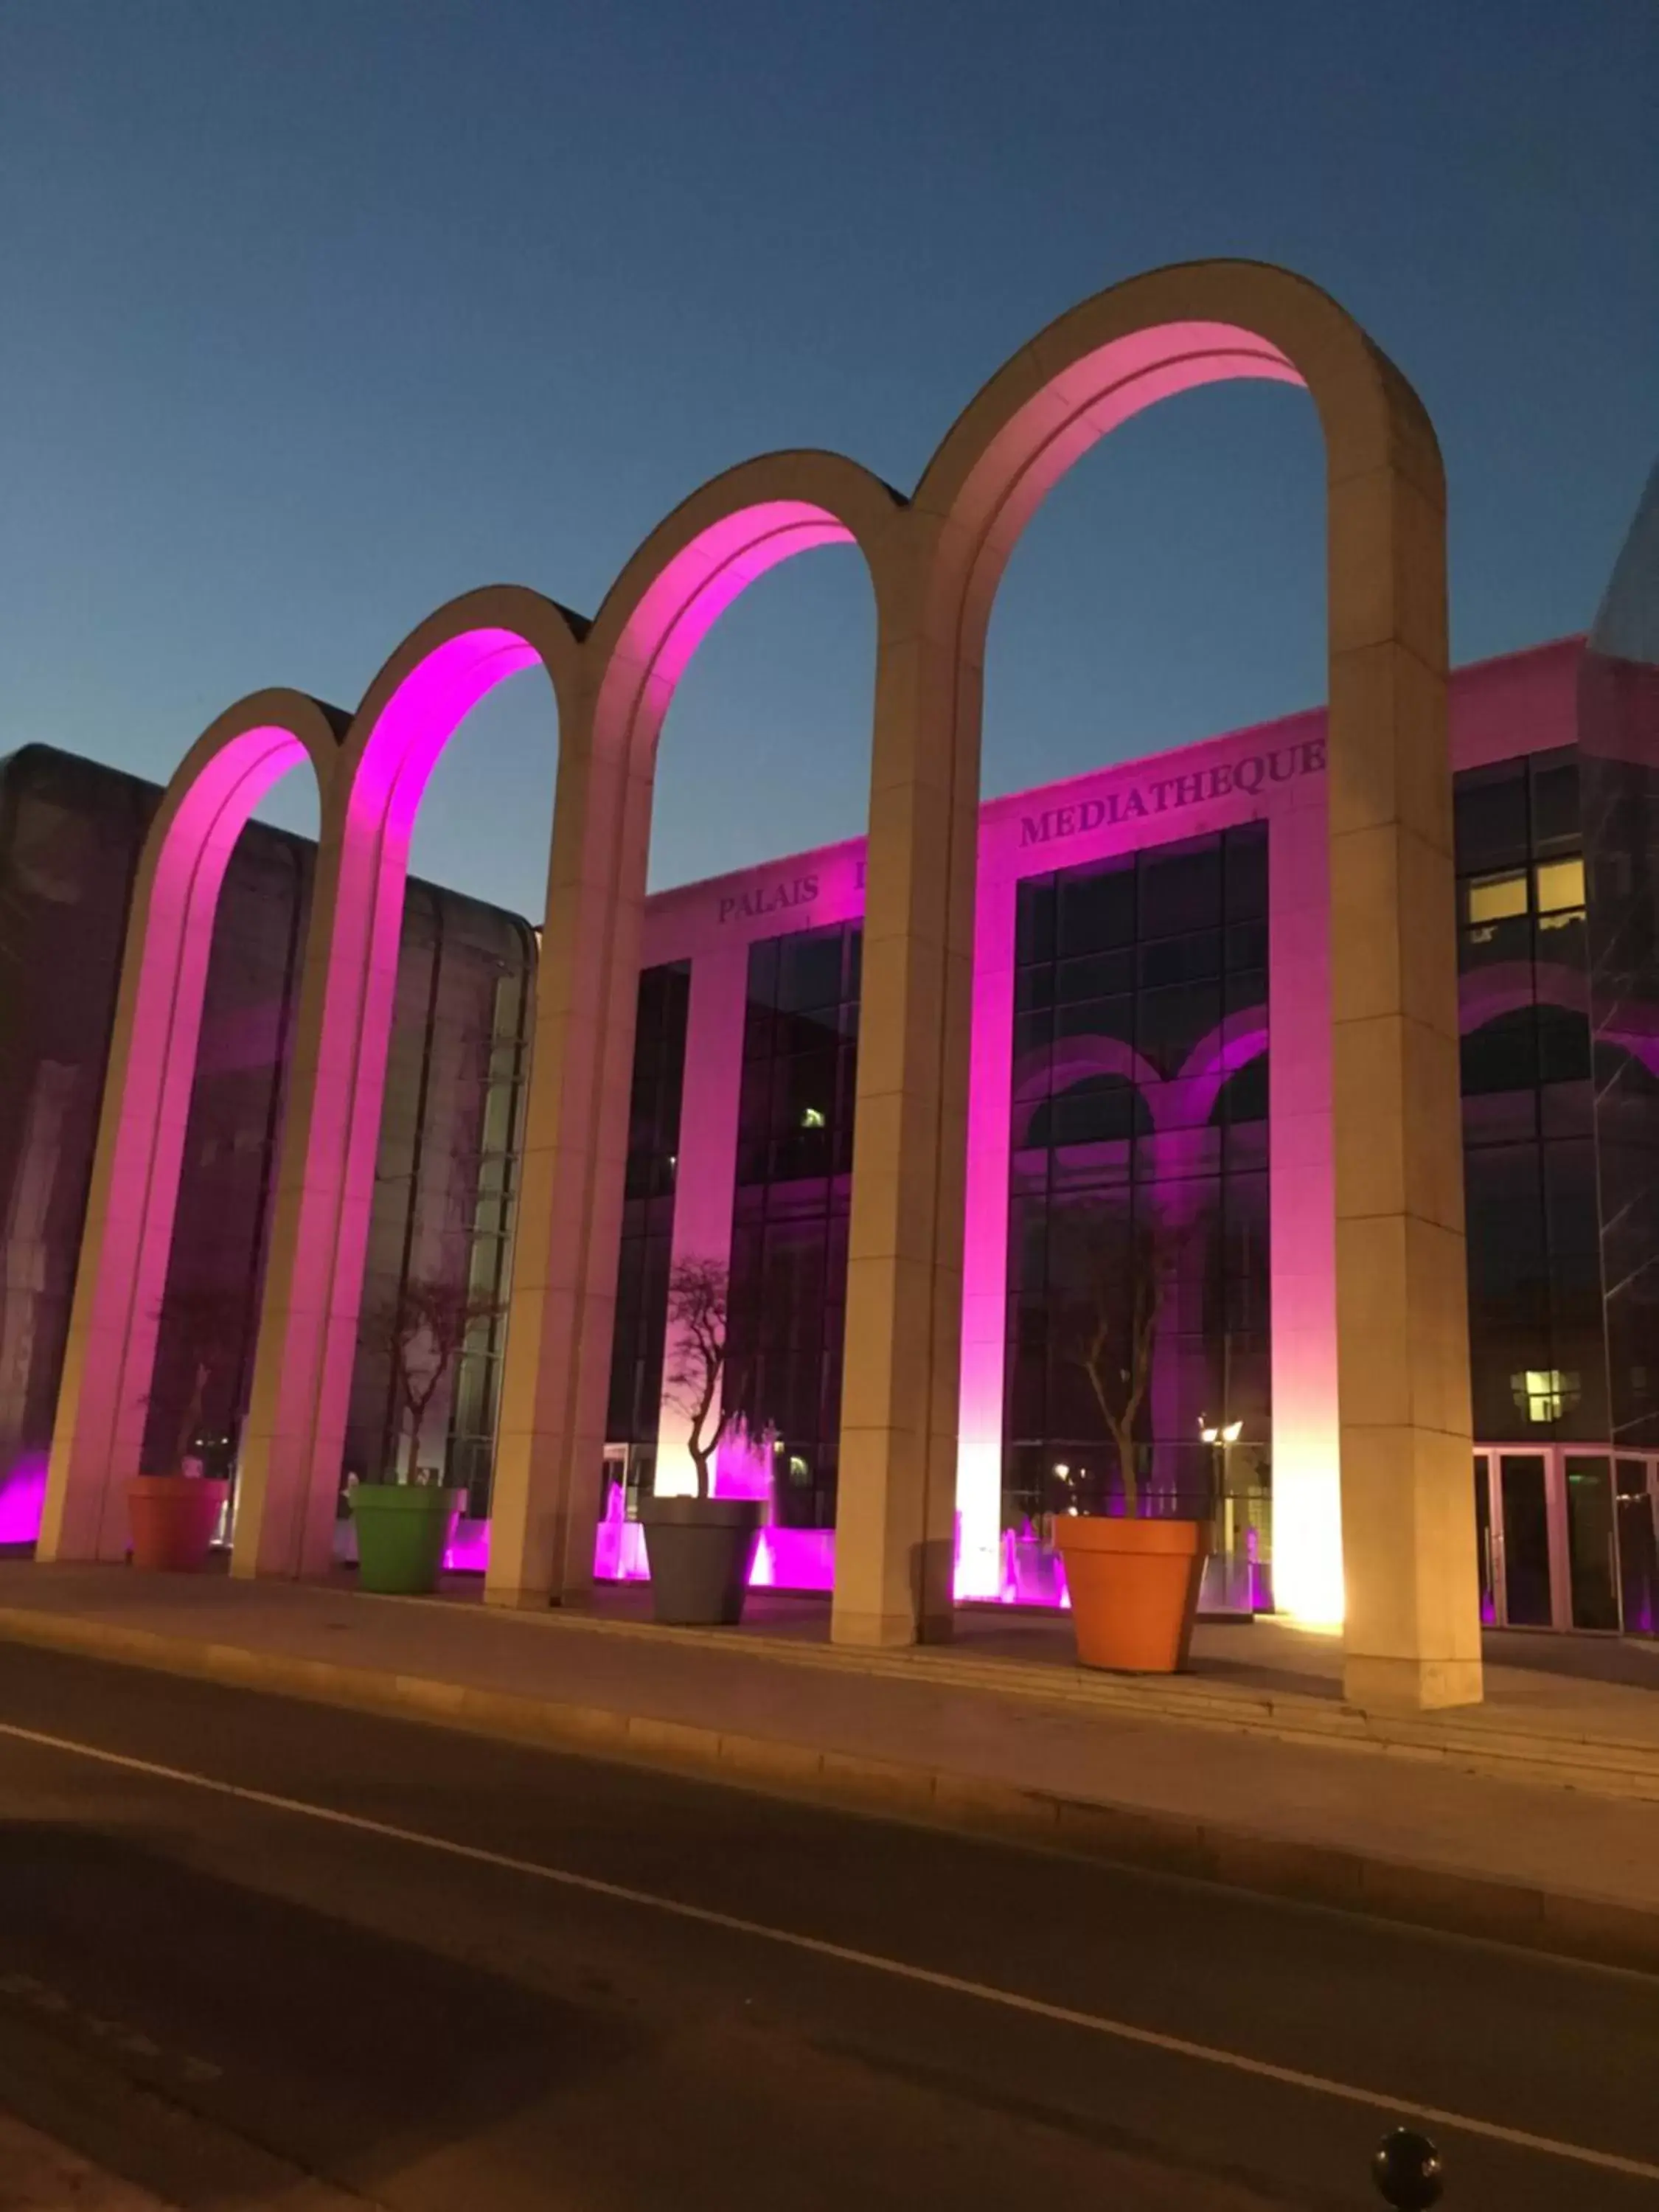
[605,636,1658,1639]
[10,637,1658,1640]
[0,746,534,1545]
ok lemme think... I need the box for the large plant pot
[638,1496,762,1626]
[351,1485,464,1596]
[1054,1514,1209,1673]
[125,1476,229,1572]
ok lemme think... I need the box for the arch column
[832,560,977,1645]
[39,699,340,1565]
[486,688,640,1606]
[1325,427,1478,1709]
[232,599,584,1581]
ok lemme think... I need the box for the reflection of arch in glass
[39,694,344,1562]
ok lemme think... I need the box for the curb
[1,1601,1656,1978]
[386,1587,1659,1803]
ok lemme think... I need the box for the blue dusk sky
[1,1,1654,917]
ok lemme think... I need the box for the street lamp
[1198,1416,1245,1610]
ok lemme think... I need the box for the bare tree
[661,1256,734,1501]
[364,1276,506,1484]
[1062,1208,1185,1517]
[149,1284,248,1475]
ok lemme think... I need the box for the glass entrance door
[1562,1455,1621,1630]
[1616,1459,1659,1636]
[1474,1445,1659,1633]
[1495,1452,1555,1627]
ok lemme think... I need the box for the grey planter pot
[637,1495,763,1626]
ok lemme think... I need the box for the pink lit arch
[38,692,345,1562]
[231,589,587,1579]
[914,262,1461,1683]
[484,454,907,1607]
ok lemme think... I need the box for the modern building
[7,636,1659,1638]
[0,745,534,1545]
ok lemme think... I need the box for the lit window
[801,1105,826,1130]
[1534,857,1585,918]
[1511,1368,1580,1422]
[1466,870,1528,926]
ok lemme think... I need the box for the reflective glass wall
[1002,827,1271,1540]
[1454,748,1604,1445]
[0,746,534,1536]
[603,961,692,1506]
[725,922,862,1531]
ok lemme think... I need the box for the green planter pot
[350,1485,463,1596]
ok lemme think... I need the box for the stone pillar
[1267,783,1343,1624]
[1328,458,1481,1711]
[832,611,976,1648]
[486,720,639,1610]
[652,944,748,1497]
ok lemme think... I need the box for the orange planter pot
[125,1476,230,1572]
[1053,1514,1209,1673]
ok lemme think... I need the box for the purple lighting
[0,1458,47,1546]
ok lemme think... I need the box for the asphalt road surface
[0,1643,1655,2211]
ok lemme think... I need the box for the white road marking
[0,1716,1655,2185]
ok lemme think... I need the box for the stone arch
[897,260,1469,1702]
[39,691,345,1562]
[226,587,587,1579]
[484,455,907,1607]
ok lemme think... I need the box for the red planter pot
[1053,1514,1209,1673]
[125,1476,229,1572]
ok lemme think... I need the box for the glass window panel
[1224,824,1269,920]
[1057,859,1135,956]
[1564,1455,1620,1631]
[1454,765,1528,873]
[1015,877,1056,967]
[1057,948,1136,1001]
[1052,993,1135,1048]
[1015,964,1055,1015]
[746,936,780,1009]
[1138,838,1222,939]
[1528,753,1580,854]
[775,929,846,1014]
[1461,1013,1539,1097]
[1137,980,1222,1077]
[1498,1453,1553,1626]
[1534,856,1585,914]
[1138,932,1219,987]
[1225,919,1268,973]
[1466,870,1529,925]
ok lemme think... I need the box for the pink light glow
[0,1458,46,1546]
[610,504,855,715]
[41,723,313,1562]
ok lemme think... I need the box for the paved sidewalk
[0,2113,171,2212]
[1,1562,1658,1971]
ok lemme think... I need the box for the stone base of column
[1342,1652,1483,1713]
[482,1583,552,1612]
[830,1605,954,1648]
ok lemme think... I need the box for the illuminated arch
[484,453,906,1605]
[908,261,1461,1686]
[231,588,587,1579]
[39,691,344,1562]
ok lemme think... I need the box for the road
[0,1644,1655,2211]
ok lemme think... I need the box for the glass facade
[0,746,533,1534]
[1454,749,1604,1444]
[1003,827,1270,1539]
[603,961,692,1502]
[726,922,862,1530]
